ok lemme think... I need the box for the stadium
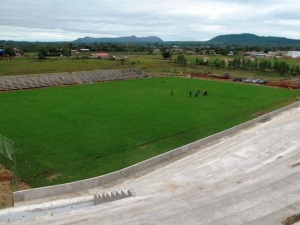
[0,69,300,225]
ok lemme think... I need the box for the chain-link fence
[0,135,18,191]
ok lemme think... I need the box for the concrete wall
[0,196,94,222]
[13,101,300,203]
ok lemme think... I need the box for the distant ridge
[73,35,164,43]
[1,33,299,46]
[207,33,300,45]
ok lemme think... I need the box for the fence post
[1,135,4,156]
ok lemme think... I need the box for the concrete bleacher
[0,98,299,224]
[71,68,146,84]
[0,69,147,92]
[0,72,74,91]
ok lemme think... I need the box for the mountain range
[72,33,300,46]
[2,33,300,46]
[73,35,163,43]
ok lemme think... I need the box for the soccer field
[0,77,298,187]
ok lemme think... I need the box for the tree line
[2,39,300,57]
[226,57,299,76]
[0,41,157,57]
[170,53,300,76]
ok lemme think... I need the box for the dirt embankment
[266,79,300,89]
[190,73,300,89]
[0,164,31,209]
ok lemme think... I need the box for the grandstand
[0,69,147,91]
[0,101,299,224]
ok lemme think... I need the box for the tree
[258,59,272,71]
[48,46,61,56]
[250,59,258,70]
[38,47,48,59]
[241,58,246,69]
[4,47,15,56]
[273,60,290,76]
[278,61,290,76]
[228,57,241,69]
[213,58,225,69]
[273,59,280,71]
[176,53,187,66]
[245,59,252,69]
[195,57,205,66]
[162,50,172,60]
[291,65,300,75]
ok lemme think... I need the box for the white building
[286,51,300,58]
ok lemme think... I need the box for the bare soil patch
[268,78,300,89]
[282,213,300,225]
[47,173,61,181]
[252,111,268,117]
[190,73,300,89]
[0,164,31,209]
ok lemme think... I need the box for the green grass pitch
[0,77,299,187]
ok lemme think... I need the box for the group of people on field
[163,80,208,97]
[170,90,208,97]
[189,90,208,98]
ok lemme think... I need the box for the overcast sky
[1,0,300,42]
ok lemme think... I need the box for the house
[253,53,265,58]
[14,48,22,57]
[286,51,300,59]
[79,49,90,56]
[185,50,196,55]
[90,52,112,59]
[70,50,79,56]
[228,51,234,56]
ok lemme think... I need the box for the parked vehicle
[233,77,243,82]
[245,78,253,83]
[252,79,260,83]
[245,78,267,84]
[257,79,267,84]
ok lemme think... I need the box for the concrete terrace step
[117,173,300,224]
[127,134,300,198]
[5,157,299,225]
[244,201,300,225]
[199,189,300,225]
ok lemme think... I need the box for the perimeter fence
[0,134,18,191]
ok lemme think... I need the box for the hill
[207,33,300,45]
[73,35,164,43]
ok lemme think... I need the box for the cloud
[1,0,300,41]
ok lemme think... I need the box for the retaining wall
[13,100,300,203]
